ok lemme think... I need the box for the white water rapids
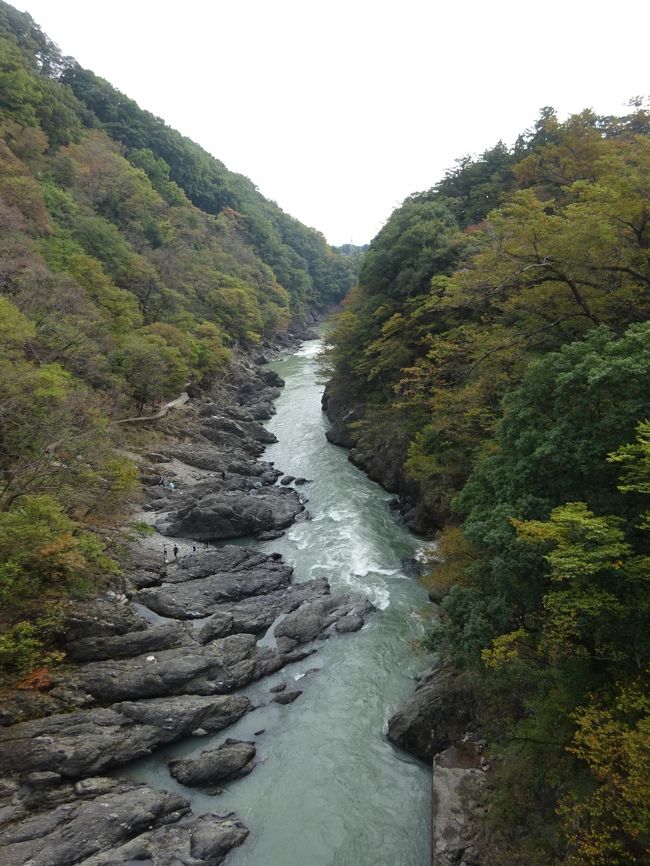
[119,337,433,865]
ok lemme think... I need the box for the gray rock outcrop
[431,738,490,866]
[0,694,250,779]
[55,633,313,703]
[0,776,248,866]
[197,578,331,642]
[169,738,256,787]
[156,487,305,540]
[66,621,190,662]
[387,664,474,760]
[272,690,302,705]
[138,547,294,617]
[274,595,374,649]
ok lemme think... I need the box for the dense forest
[3,0,650,860]
[0,2,356,681]
[326,104,650,863]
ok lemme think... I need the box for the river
[120,337,433,866]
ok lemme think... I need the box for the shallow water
[119,338,432,866]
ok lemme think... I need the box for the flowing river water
[121,337,433,866]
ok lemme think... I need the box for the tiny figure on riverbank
[173,544,179,559]
[192,543,197,554]
[163,545,168,564]
[156,475,165,486]
[221,470,226,480]
[168,481,175,491]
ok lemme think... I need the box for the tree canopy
[327,104,650,864]
[0,0,355,683]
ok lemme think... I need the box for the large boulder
[387,664,475,760]
[274,595,374,648]
[200,415,277,446]
[247,401,273,420]
[138,811,248,866]
[156,488,305,541]
[63,598,147,642]
[136,572,289,619]
[0,778,188,866]
[259,369,284,388]
[162,546,288,585]
[0,694,251,780]
[54,633,314,704]
[272,690,302,705]
[169,739,256,787]
[136,549,294,619]
[163,445,228,473]
[0,776,249,866]
[321,385,361,449]
[241,385,281,407]
[197,578,331,642]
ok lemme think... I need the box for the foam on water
[327,506,357,523]
[295,341,323,359]
[415,540,438,561]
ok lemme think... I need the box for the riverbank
[0,338,378,865]
[322,357,491,866]
[321,384,434,535]
[114,337,432,866]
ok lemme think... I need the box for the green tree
[113,332,188,413]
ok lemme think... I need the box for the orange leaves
[561,683,650,865]
[16,666,53,691]
[36,531,85,581]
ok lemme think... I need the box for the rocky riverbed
[0,343,375,866]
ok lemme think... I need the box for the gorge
[2,2,650,864]
[0,335,435,866]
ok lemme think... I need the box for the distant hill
[0,0,356,681]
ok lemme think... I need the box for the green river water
[121,338,432,866]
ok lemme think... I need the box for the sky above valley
[15,0,650,246]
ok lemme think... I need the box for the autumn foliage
[328,105,650,862]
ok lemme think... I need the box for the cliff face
[321,384,434,534]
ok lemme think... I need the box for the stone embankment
[0,342,374,866]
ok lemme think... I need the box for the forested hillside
[326,105,650,864]
[0,2,355,681]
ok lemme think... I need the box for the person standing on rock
[163,545,168,564]
[173,544,179,559]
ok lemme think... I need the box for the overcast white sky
[14,0,650,245]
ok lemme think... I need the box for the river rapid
[121,337,432,866]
